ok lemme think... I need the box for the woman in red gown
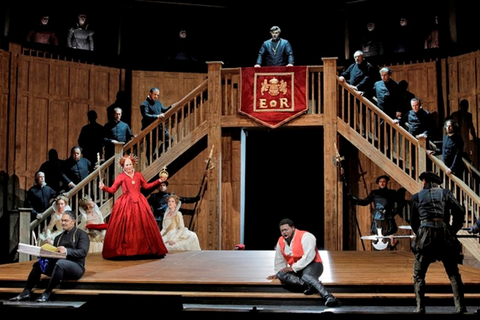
[99,154,168,259]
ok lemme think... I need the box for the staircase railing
[337,78,480,230]
[337,79,421,192]
[122,80,208,179]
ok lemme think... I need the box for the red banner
[240,66,308,129]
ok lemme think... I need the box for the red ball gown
[102,171,168,259]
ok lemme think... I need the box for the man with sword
[347,174,406,250]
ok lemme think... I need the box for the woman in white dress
[39,195,72,245]
[161,193,201,251]
[78,195,107,253]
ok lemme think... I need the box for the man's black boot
[303,274,341,307]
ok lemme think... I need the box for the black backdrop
[3,0,473,71]
[244,127,324,250]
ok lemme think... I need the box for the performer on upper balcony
[254,26,294,67]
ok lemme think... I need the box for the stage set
[1,250,480,316]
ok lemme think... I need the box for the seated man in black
[10,210,90,302]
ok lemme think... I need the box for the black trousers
[25,259,85,293]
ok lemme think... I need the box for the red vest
[278,230,322,266]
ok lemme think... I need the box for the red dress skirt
[102,171,168,259]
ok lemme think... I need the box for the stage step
[3,287,480,301]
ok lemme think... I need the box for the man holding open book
[10,210,90,302]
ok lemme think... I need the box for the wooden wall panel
[0,50,10,174]
[30,61,50,95]
[70,102,91,149]
[92,71,110,105]
[71,67,91,101]
[17,60,30,92]
[53,62,72,97]
[458,58,475,95]
[0,51,9,88]
[425,66,438,113]
[447,51,480,167]
[91,67,120,112]
[0,92,8,172]
[26,97,49,171]
[15,94,28,193]
[47,100,71,160]
[10,55,124,193]
[388,61,438,114]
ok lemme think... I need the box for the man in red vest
[267,218,340,307]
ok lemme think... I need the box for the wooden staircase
[337,81,480,262]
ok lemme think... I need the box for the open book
[17,243,66,259]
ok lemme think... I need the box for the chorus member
[25,171,57,222]
[140,87,172,161]
[103,107,134,160]
[61,146,93,190]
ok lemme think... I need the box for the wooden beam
[322,57,342,251]
[207,61,223,249]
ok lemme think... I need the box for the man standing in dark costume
[348,175,405,249]
[254,26,294,67]
[410,171,466,314]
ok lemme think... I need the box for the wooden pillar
[206,61,223,249]
[322,57,342,251]
[17,207,32,262]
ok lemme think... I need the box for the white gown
[161,201,201,251]
[78,204,107,253]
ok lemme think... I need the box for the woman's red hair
[119,154,137,167]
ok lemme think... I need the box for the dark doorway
[243,127,324,250]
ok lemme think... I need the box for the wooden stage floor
[1,250,480,315]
